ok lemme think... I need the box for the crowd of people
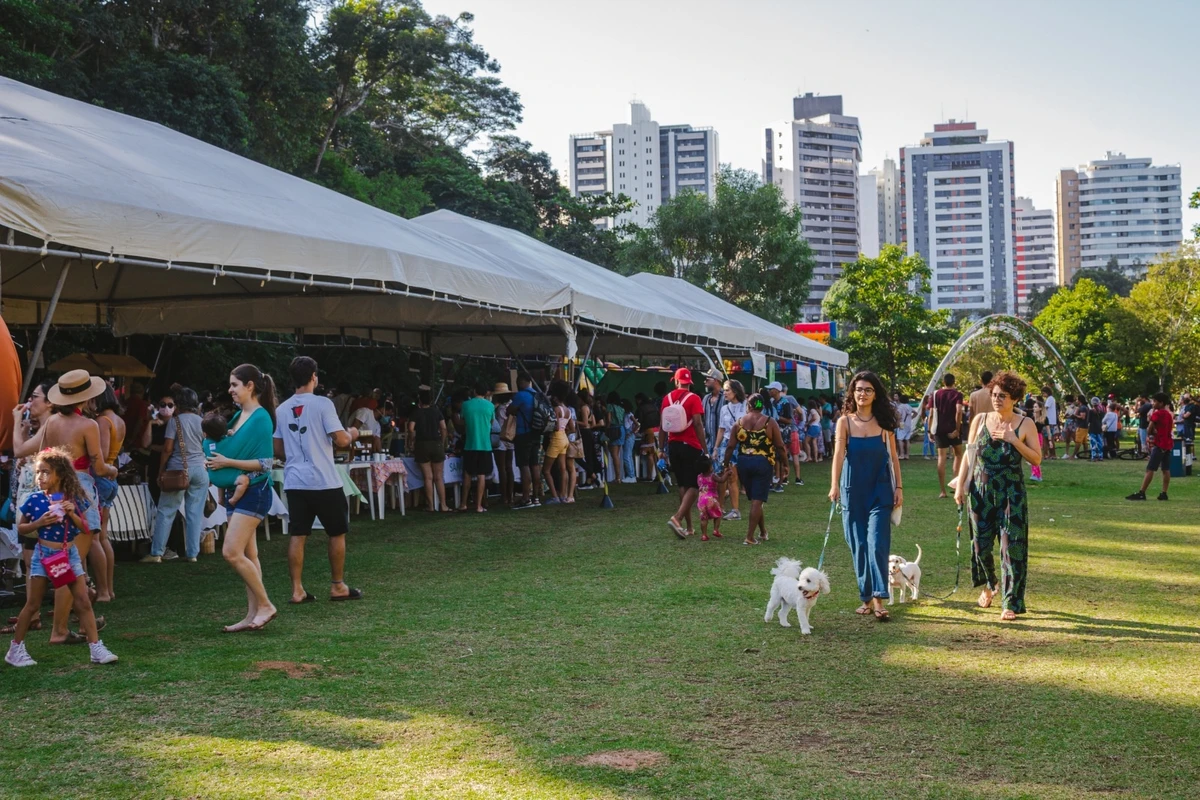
[3,352,1193,668]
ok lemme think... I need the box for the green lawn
[2,454,1198,799]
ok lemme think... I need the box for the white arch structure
[921,314,1086,402]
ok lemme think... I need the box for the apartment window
[646,136,651,142]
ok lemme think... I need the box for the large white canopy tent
[0,77,577,368]
[627,273,849,368]
[412,210,756,361]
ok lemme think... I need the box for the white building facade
[764,94,862,321]
[859,173,880,258]
[1014,196,1056,317]
[1075,152,1182,277]
[869,157,902,248]
[900,121,1016,315]
[568,101,718,229]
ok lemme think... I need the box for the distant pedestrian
[933,374,964,498]
[659,368,706,538]
[1127,392,1174,502]
[458,383,496,513]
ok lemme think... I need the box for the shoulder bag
[886,429,902,527]
[159,416,192,492]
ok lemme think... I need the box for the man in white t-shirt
[1041,385,1058,459]
[274,357,363,604]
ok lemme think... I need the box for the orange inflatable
[0,314,22,452]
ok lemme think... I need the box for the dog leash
[922,502,965,601]
[816,501,838,573]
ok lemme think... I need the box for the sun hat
[47,369,107,406]
[766,381,784,392]
[673,367,693,385]
[492,382,514,398]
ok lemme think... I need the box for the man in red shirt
[1127,392,1174,501]
[658,367,707,538]
[933,373,964,499]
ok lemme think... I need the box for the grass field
[1,454,1198,799]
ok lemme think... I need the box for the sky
[425,0,1198,235]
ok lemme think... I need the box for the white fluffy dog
[887,544,923,605]
[764,557,830,634]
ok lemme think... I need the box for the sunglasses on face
[159,402,175,408]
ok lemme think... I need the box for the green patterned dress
[968,415,1030,614]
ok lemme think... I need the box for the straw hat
[492,382,514,399]
[48,369,107,405]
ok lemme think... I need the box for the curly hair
[992,370,1027,403]
[842,371,898,431]
[32,447,87,508]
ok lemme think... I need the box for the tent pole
[575,330,598,392]
[151,339,166,375]
[497,333,545,393]
[21,262,70,397]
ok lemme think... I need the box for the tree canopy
[821,245,955,394]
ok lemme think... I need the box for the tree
[616,167,814,326]
[1122,244,1200,391]
[1191,187,1199,239]
[821,245,955,392]
[1073,256,1135,297]
[1024,284,1060,319]
[1032,278,1152,396]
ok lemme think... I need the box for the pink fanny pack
[41,546,77,589]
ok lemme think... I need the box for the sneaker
[183,557,197,563]
[5,641,36,668]
[513,500,536,510]
[139,554,163,564]
[89,640,118,665]
[723,509,741,521]
[544,497,563,505]
[793,478,805,486]
[1125,491,1147,501]
[162,549,180,562]
[621,477,637,484]
[1157,492,1169,501]
[770,485,785,494]
[1060,454,1070,460]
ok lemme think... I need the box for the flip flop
[245,611,278,631]
[855,605,873,615]
[49,630,88,645]
[330,587,364,601]
[741,540,759,546]
[288,592,317,605]
[873,609,891,622]
[667,518,687,539]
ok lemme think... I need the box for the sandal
[288,592,317,605]
[999,609,1017,621]
[873,609,890,622]
[667,518,687,539]
[1,619,40,634]
[330,587,364,601]
[245,611,278,631]
[855,604,873,615]
[700,534,710,541]
[50,630,88,645]
[742,539,758,546]
[711,531,723,539]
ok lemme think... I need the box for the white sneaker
[6,641,36,668]
[723,509,741,521]
[89,640,118,665]
[162,549,180,561]
[621,477,637,484]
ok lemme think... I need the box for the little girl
[6,448,118,668]
[696,455,723,541]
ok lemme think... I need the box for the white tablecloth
[401,453,509,490]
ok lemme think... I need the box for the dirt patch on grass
[244,660,322,679]
[567,750,668,771]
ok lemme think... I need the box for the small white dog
[887,544,923,605]
[764,557,830,634]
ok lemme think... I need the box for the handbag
[158,417,192,492]
[500,410,518,443]
[886,430,903,527]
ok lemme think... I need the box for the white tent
[412,210,754,357]
[0,76,574,356]
[627,273,849,367]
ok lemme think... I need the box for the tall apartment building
[1014,197,1056,317]
[1055,152,1182,284]
[868,157,902,247]
[900,120,1016,315]
[568,101,719,229]
[859,174,880,258]
[764,93,862,321]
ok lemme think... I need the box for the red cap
[673,367,693,385]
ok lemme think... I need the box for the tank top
[102,414,122,464]
[736,422,776,466]
[556,406,570,432]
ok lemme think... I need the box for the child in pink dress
[697,455,723,541]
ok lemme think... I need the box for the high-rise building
[859,173,880,258]
[1014,197,1056,317]
[568,101,719,229]
[1055,168,1080,285]
[869,157,902,247]
[900,120,1016,315]
[1055,152,1182,283]
[764,94,862,321]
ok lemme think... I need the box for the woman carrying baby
[953,370,1041,621]
[829,371,902,622]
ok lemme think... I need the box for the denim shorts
[737,454,774,502]
[30,542,84,581]
[225,477,272,520]
[94,476,119,509]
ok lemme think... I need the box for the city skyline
[425,0,1198,238]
